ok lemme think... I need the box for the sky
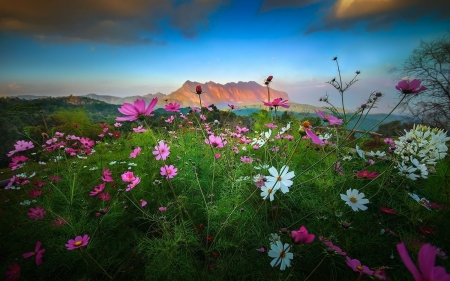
[0,0,449,113]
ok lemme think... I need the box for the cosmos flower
[356,170,379,179]
[263,98,290,109]
[205,135,227,148]
[5,263,20,281]
[27,206,46,220]
[291,226,315,244]
[340,189,369,211]
[22,241,46,266]
[116,98,158,121]
[268,241,294,270]
[395,79,427,95]
[315,110,343,125]
[264,166,294,194]
[65,234,90,250]
[346,256,374,275]
[153,141,170,160]
[160,165,178,179]
[165,102,181,112]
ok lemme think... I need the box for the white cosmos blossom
[369,150,386,158]
[268,241,294,271]
[355,145,366,160]
[340,189,369,211]
[264,166,294,194]
[251,129,272,147]
[261,185,277,201]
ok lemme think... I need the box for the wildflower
[346,256,374,275]
[205,135,227,148]
[133,125,147,133]
[23,241,45,266]
[122,171,136,183]
[165,102,181,112]
[140,199,147,207]
[257,247,265,253]
[397,242,450,280]
[215,154,221,159]
[27,206,46,220]
[126,177,141,191]
[114,122,122,127]
[66,234,90,250]
[89,183,106,196]
[9,155,28,170]
[263,98,290,109]
[369,150,386,158]
[101,168,114,182]
[418,226,437,235]
[373,269,388,280]
[116,98,158,121]
[98,192,111,201]
[264,166,294,194]
[356,170,379,179]
[129,147,142,158]
[240,156,253,164]
[160,165,178,179]
[300,121,323,145]
[253,174,266,188]
[340,189,369,211]
[113,131,121,138]
[28,189,43,198]
[261,185,277,201]
[315,110,343,125]
[319,237,346,255]
[195,85,203,94]
[291,226,315,244]
[251,129,272,147]
[268,241,293,270]
[355,145,366,159]
[380,206,396,215]
[159,206,167,212]
[153,141,170,160]
[228,104,236,110]
[49,175,61,182]
[265,123,278,129]
[5,263,20,281]
[395,79,427,95]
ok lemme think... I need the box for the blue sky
[0,0,449,112]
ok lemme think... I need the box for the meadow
[1,72,450,281]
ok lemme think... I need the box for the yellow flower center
[267,189,272,194]
[74,240,83,246]
[280,251,286,258]
[356,265,363,271]
[277,176,282,181]
[350,197,357,203]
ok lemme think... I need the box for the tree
[397,32,450,130]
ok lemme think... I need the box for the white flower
[268,241,294,271]
[369,150,386,158]
[397,161,419,180]
[407,192,431,210]
[261,185,277,201]
[342,156,352,161]
[89,167,99,171]
[109,161,117,165]
[355,145,365,159]
[318,133,332,141]
[251,129,272,147]
[279,123,291,135]
[340,189,369,211]
[265,166,294,194]
[269,233,281,245]
[254,164,270,170]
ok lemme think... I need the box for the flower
[98,192,111,201]
[346,256,374,275]
[264,165,294,194]
[159,206,167,212]
[397,242,450,281]
[265,75,273,84]
[121,171,136,183]
[195,85,203,94]
[22,241,45,266]
[113,131,121,138]
[380,206,396,215]
[51,217,67,227]
[101,168,114,182]
[240,156,253,164]
[300,121,323,145]
[315,110,343,125]
[114,122,122,127]
[319,237,346,255]
[126,177,141,191]
[165,102,181,112]
[66,234,90,250]
[215,154,221,159]
[205,135,227,148]
[291,226,315,244]
[265,123,278,129]
[5,263,20,281]
[263,98,290,109]
[140,199,147,207]
[89,183,106,196]
[340,189,369,211]
[261,185,277,201]
[160,165,178,179]
[228,104,236,110]
[153,141,170,160]
[116,98,158,121]
[395,79,427,95]
[27,206,46,220]
[356,170,379,179]
[129,147,142,158]
[133,125,147,133]
[268,241,294,270]
[28,189,43,198]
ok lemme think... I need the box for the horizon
[1,0,449,114]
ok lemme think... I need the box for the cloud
[259,0,320,12]
[8,82,21,91]
[0,0,229,45]
[305,0,450,34]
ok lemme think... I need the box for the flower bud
[195,85,203,94]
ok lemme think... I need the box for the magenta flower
[319,237,346,255]
[98,192,111,201]
[5,263,20,281]
[66,234,90,250]
[380,206,396,215]
[121,171,136,183]
[89,183,106,196]
[126,177,141,191]
[101,168,114,182]
[165,115,175,123]
[301,121,323,145]
[28,189,43,198]
[116,98,158,121]
[22,241,45,266]
[240,156,253,164]
[165,102,181,112]
[263,98,290,109]
[153,141,170,160]
[264,123,278,129]
[9,155,28,170]
[133,125,147,133]
[346,256,374,275]
[397,242,450,281]
[160,165,178,179]
[140,199,147,207]
[195,85,203,94]
[215,154,221,159]
[205,135,227,148]
[356,170,379,179]
[228,104,236,110]
[159,206,167,212]
[7,140,34,157]
[315,110,343,125]
[395,79,427,95]
[51,217,67,227]
[130,147,142,158]
[27,206,46,220]
[291,226,315,244]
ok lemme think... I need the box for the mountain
[83,80,289,107]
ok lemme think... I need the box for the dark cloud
[305,0,450,34]
[259,0,320,12]
[0,0,229,45]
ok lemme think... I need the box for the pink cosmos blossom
[160,165,178,179]
[27,206,46,220]
[396,79,427,95]
[236,126,249,133]
[397,242,450,281]
[5,263,20,281]
[89,183,106,196]
[9,155,28,170]
[116,98,158,121]
[380,206,396,215]
[98,133,104,138]
[28,189,43,198]
[200,114,206,121]
[12,140,34,153]
[130,147,142,158]
[165,102,181,112]
[205,135,226,148]
[153,141,170,160]
[356,170,379,179]
[265,123,278,129]
[346,256,374,275]
[240,156,253,164]
[263,98,290,109]
[315,110,343,125]
[140,199,147,207]
[319,237,346,255]
[22,241,45,266]
[215,154,221,159]
[114,122,122,127]
[65,234,90,250]
[256,247,265,253]
[159,206,167,212]
[191,107,201,113]
[165,115,175,123]
[121,171,136,183]
[80,137,94,148]
[301,121,323,146]
[126,177,141,191]
[98,192,111,201]
[291,226,315,244]
[49,175,61,182]
[51,217,67,227]
[228,104,236,110]
[101,168,114,182]
[133,125,147,133]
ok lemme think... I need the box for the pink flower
[28,189,43,198]
[49,175,61,182]
[159,206,167,212]
[27,206,46,220]
[160,165,178,179]
[396,79,427,95]
[5,263,20,281]
[215,154,221,159]
[264,123,278,129]
[165,115,175,123]
[65,234,90,250]
[153,141,170,160]
[51,217,67,227]
[101,168,114,182]
[319,237,346,255]
[126,177,141,191]
[236,126,249,133]
[89,183,106,196]
[315,110,343,125]
[240,156,253,164]
[397,242,450,281]
[265,75,273,83]
[291,226,315,244]
[133,125,147,133]
[121,171,136,183]
[205,135,226,148]
[116,98,158,121]
[98,192,111,201]
[263,98,290,109]
[356,170,379,179]
[256,247,265,253]
[130,147,142,158]
[195,85,203,94]
[140,199,147,207]
[22,241,45,266]
[165,102,181,112]
[200,114,206,121]
[9,155,28,170]
[346,256,374,275]
[228,104,236,110]
[380,206,396,215]
[114,122,122,127]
